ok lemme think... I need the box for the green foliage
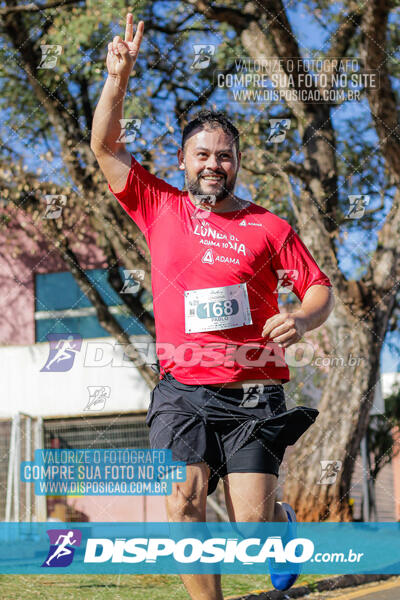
[1,0,398,233]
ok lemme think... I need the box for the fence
[2,412,150,522]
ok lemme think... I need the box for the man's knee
[166,462,210,520]
[166,483,205,518]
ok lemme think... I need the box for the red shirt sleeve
[271,225,332,301]
[107,154,181,236]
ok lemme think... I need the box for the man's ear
[177,148,185,170]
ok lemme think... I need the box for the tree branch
[0,0,80,15]
[184,0,252,30]
[1,6,95,187]
[361,0,400,184]
[326,3,363,61]
[359,1,400,300]
[49,225,158,388]
[102,240,156,339]
[242,160,312,184]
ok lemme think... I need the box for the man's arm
[90,15,144,193]
[262,285,335,348]
[293,284,335,331]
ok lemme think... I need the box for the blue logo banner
[20,449,186,495]
[0,522,399,574]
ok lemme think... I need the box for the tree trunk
[284,304,381,521]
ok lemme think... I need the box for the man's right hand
[107,14,144,80]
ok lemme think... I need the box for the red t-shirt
[108,155,332,385]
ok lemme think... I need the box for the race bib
[184,283,252,333]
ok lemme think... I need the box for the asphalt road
[306,577,400,600]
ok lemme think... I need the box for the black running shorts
[145,371,319,496]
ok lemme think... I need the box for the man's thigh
[165,462,210,521]
[223,472,278,521]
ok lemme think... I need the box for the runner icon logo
[85,386,111,411]
[239,383,264,407]
[318,460,342,485]
[345,195,370,219]
[267,119,291,143]
[116,118,141,143]
[38,45,62,69]
[42,194,67,219]
[275,269,299,293]
[190,45,215,70]
[42,529,82,567]
[121,269,145,294]
[40,334,82,372]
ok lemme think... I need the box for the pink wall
[66,495,167,522]
[0,208,168,522]
[0,207,106,345]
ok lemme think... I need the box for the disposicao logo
[42,529,82,567]
[83,536,314,564]
[41,334,82,372]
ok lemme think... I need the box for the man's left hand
[261,311,308,348]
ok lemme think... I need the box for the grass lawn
[0,573,325,599]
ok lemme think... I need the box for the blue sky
[5,2,399,372]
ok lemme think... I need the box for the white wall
[0,336,156,417]
[381,372,400,398]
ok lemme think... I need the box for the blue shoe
[268,502,301,592]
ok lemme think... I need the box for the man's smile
[200,173,225,184]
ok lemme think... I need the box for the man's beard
[185,171,236,203]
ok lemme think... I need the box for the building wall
[0,338,154,417]
[65,494,167,522]
[392,428,400,521]
[0,210,107,346]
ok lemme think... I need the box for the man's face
[178,126,241,203]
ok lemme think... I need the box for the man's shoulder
[244,204,292,237]
[130,154,184,197]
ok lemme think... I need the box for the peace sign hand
[107,14,144,80]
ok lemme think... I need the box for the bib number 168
[197,299,239,319]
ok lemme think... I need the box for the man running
[90,14,335,599]
[45,531,76,566]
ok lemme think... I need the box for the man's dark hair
[181,109,240,155]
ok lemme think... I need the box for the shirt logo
[239,219,262,227]
[201,249,215,264]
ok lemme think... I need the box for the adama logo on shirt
[202,249,215,264]
[201,249,240,265]
[239,219,262,227]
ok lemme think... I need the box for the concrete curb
[225,573,395,599]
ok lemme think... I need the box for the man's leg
[223,472,288,522]
[165,462,224,600]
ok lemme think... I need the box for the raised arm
[90,15,144,193]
